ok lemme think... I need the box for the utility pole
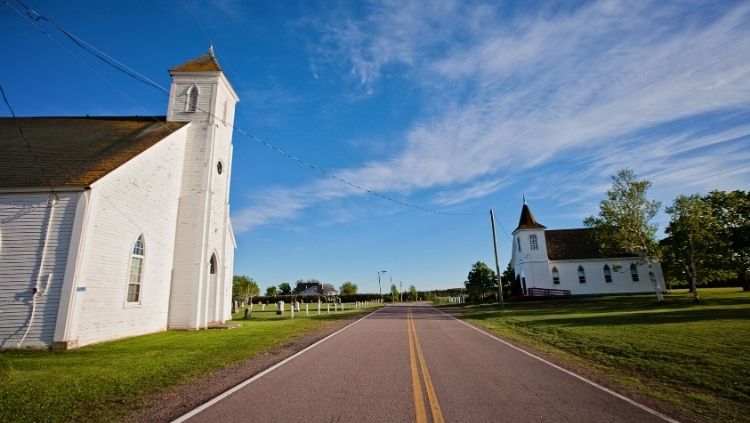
[490,209,505,309]
[400,281,403,302]
[378,270,387,302]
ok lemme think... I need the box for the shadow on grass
[521,306,750,327]
[463,293,750,320]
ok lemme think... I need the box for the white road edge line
[433,306,681,423]
[172,308,385,423]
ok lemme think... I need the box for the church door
[207,254,219,324]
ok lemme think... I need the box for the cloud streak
[233,0,750,232]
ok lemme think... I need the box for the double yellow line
[407,308,444,423]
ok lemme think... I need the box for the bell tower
[167,48,239,329]
[511,199,550,292]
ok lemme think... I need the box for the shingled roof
[514,203,546,231]
[169,50,222,73]
[0,117,187,188]
[545,228,636,260]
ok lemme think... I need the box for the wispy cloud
[233,0,750,232]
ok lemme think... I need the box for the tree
[390,284,399,302]
[664,195,717,300]
[233,275,260,307]
[705,190,750,291]
[339,281,358,295]
[584,169,664,301]
[408,285,418,301]
[502,262,518,297]
[464,261,496,302]
[278,282,292,295]
[265,286,278,297]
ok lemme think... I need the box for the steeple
[515,201,546,231]
[169,48,222,73]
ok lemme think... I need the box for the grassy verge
[0,304,378,422]
[457,288,750,423]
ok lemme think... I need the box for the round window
[217,161,223,175]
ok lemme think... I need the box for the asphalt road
[176,303,676,423]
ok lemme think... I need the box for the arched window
[517,237,521,252]
[603,265,612,283]
[578,265,586,284]
[630,263,639,282]
[529,234,538,250]
[209,254,217,275]
[185,85,199,112]
[552,267,560,285]
[127,235,145,303]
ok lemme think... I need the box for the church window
[186,85,199,112]
[603,265,612,283]
[552,267,560,285]
[127,235,145,303]
[517,237,521,252]
[630,263,639,282]
[209,254,217,274]
[217,161,223,175]
[529,234,538,250]
[578,265,586,284]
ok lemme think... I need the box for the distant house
[296,282,339,300]
[510,201,665,296]
[0,50,238,349]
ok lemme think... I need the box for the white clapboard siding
[548,260,665,295]
[0,192,80,349]
[73,126,187,347]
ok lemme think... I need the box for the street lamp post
[378,270,387,302]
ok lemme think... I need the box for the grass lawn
[0,303,378,423]
[458,288,750,423]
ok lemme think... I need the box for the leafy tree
[464,261,496,302]
[390,284,399,302]
[408,285,418,301]
[232,275,260,306]
[664,195,717,300]
[584,169,664,301]
[705,190,750,291]
[322,283,336,293]
[502,262,518,297]
[339,281,358,295]
[265,286,278,297]
[278,282,292,295]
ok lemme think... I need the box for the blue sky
[3,0,750,293]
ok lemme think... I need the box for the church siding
[73,127,187,347]
[0,191,80,348]
[546,259,657,295]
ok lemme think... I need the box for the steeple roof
[169,48,222,73]
[514,202,546,231]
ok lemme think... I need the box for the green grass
[458,288,750,423]
[0,304,378,422]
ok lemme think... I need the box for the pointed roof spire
[169,48,222,73]
[514,200,546,231]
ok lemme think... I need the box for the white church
[0,50,237,349]
[511,201,666,296]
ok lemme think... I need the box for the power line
[0,84,56,195]
[8,0,483,217]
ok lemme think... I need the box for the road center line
[408,309,428,423]
[409,309,445,423]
